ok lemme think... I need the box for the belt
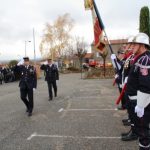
[128,95,137,100]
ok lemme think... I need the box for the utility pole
[33,28,36,65]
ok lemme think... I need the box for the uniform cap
[23,57,29,61]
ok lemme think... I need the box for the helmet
[133,33,150,47]
[127,36,134,43]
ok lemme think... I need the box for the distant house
[91,39,128,62]
[83,53,94,63]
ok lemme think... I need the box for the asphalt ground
[0,73,138,150]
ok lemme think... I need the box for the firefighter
[121,33,150,150]
[121,36,135,127]
[40,58,59,101]
[116,48,126,110]
[16,57,37,116]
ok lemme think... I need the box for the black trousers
[126,98,137,133]
[126,95,150,149]
[47,80,57,99]
[137,104,150,149]
[20,87,33,113]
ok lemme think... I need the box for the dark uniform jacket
[126,51,150,96]
[40,64,59,82]
[116,58,125,85]
[15,65,37,89]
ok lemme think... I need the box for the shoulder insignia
[135,54,150,69]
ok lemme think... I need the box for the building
[91,39,128,62]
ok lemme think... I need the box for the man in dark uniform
[0,66,3,84]
[115,49,126,110]
[16,57,37,116]
[121,39,135,127]
[40,58,59,101]
[121,33,150,150]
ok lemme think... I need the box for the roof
[106,39,128,45]
[84,53,93,59]
[91,39,128,46]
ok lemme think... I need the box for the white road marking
[58,108,64,112]
[63,108,117,111]
[27,132,37,140]
[27,133,121,140]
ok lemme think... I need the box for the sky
[0,0,150,61]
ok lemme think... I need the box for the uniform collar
[25,65,30,68]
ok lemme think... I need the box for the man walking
[16,57,37,116]
[41,58,59,101]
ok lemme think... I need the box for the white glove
[40,61,48,65]
[135,105,144,118]
[115,74,119,79]
[111,54,116,60]
[124,77,128,84]
[33,88,36,91]
[110,54,121,70]
[17,59,24,66]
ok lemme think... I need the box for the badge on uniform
[140,68,148,76]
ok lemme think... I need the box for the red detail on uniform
[123,51,133,59]
[116,84,127,105]
[140,68,148,76]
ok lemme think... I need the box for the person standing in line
[121,33,150,150]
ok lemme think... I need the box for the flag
[84,0,93,10]
[91,0,105,53]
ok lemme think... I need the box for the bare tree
[40,13,74,60]
[75,37,88,78]
[99,49,108,77]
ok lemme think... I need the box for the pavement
[0,73,138,150]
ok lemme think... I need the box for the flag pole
[92,0,120,72]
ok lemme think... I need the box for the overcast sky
[0,0,149,61]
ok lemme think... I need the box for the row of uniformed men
[16,57,59,116]
[112,32,150,150]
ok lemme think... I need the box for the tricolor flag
[84,0,106,53]
[84,0,93,10]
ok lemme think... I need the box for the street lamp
[25,41,31,57]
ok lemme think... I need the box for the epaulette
[135,53,150,69]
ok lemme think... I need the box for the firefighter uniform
[122,33,150,150]
[116,49,126,110]
[16,57,37,116]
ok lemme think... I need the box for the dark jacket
[15,65,37,89]
[40,64,59,82]
[126,51,150,96]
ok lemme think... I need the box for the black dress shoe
[121,131,138,141]
[122,118,130,123]
[49,97,53,101]
[121,129,132,136]
[140,147,150,150]
[117,106,126,110]
[28,112,32,117]
[123,119,131,126]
